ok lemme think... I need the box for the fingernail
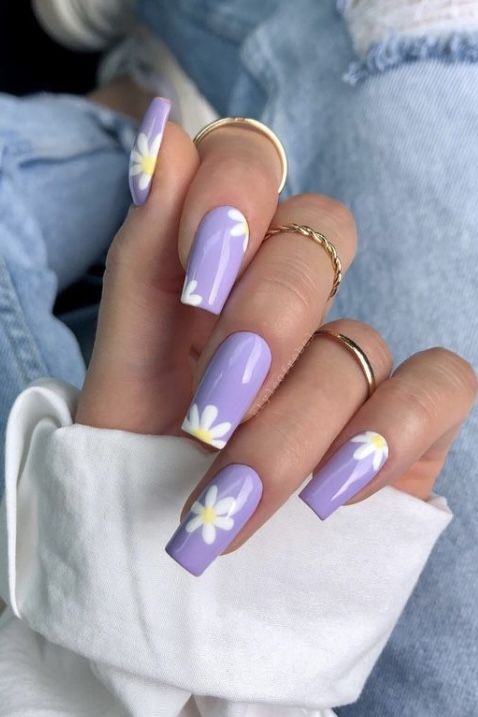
[182,331,271,449]
[128,96,171,205]
[165,464,263,576]
[299,431,389,520]
[181,206,249,314]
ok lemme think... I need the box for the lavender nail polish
[181,206,249,315]
[299,431,389,520]
[128,97,171,205]
[182,332,271,449]
[165,464,262,576]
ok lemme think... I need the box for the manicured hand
[76,98,477,575]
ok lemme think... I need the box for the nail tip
[180,297,222,316]
[298,492,331,521]
[164,545,204,577]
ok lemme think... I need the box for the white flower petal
[129,164,142,177]
[150,133,162,157]
[184,292,202,306]
[187,403,200,430]
[350,433,370,444]
[138,173,151,191]
[202,522,216,545]
[204,484,218,508]
[372,451,383,471]
[137,133,149,155]
[227,208,243,222]
[210,438,226,449]
[353,443,375,461]
[214,516,234,531]
[185,515,203,533]
[230,223,245,237]
[201,404,219,430]
[190,500,204,514]
[214,497,236,516]
[209,421,232,439]
[131,150,142,162]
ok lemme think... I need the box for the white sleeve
[0,378,452,715]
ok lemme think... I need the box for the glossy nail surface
[181,206,249,315]
[299,431,389,519]
[165,464,263,576]
[182,332,271,449]
[129,96,171,205]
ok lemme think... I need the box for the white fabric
[340,0,478,55]
[97,28,218,138]
[0,378,452,716]
[32,0,137,51]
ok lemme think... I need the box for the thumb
[76,102,200,433]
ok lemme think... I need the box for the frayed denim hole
[343,32,478,86]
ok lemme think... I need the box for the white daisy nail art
[351,431,389,471]
[181,278,203,307]
[185,484,236,545]
[129,131,163,192]
[228,208,249,253]
[182,404,232,449]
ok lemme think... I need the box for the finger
[300,347,477,519]
[76,115,199,433]
[178,123,283,315]
[165,319,391,574]
[181,194,357,450]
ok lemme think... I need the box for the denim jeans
[1,0,478,713]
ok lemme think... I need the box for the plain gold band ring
[193,117,288,194]
[264,223,342,297]
[315,330,376,398]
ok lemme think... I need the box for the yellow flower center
[191,427,214,445]
[371,434,386,450]
[140,154,156,176]
[201,506,217,524]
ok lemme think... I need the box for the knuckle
[422,347,478,400]
[203,150,273,196]
[387,377,439,429]
[258,253,320,319]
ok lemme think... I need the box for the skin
[75,113,477,555]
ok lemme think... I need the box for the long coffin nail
[181,206,249,315]
[128,96,171,205]
[165,464,263,576]
[299,431,389,519]
[182,332,271,449]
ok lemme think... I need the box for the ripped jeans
[0,0,477,714]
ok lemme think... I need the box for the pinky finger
[299,348,477,519]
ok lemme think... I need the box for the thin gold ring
[264,223,342,297]
[315,330,376,398]
[193,117,288,193]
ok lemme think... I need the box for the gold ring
[315,330,376,398]
[193,117,288,193]
[264,223,342,297]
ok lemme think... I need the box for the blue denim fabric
[1,0,478,713]
[0,92,135,479]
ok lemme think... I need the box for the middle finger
[181,193,357,449]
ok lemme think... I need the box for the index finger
[178,122,284,315]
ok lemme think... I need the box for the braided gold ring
[264,223,342,297]
[315,330,376,398]
[193,117,288,193]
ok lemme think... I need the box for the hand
[76,103,477,574]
